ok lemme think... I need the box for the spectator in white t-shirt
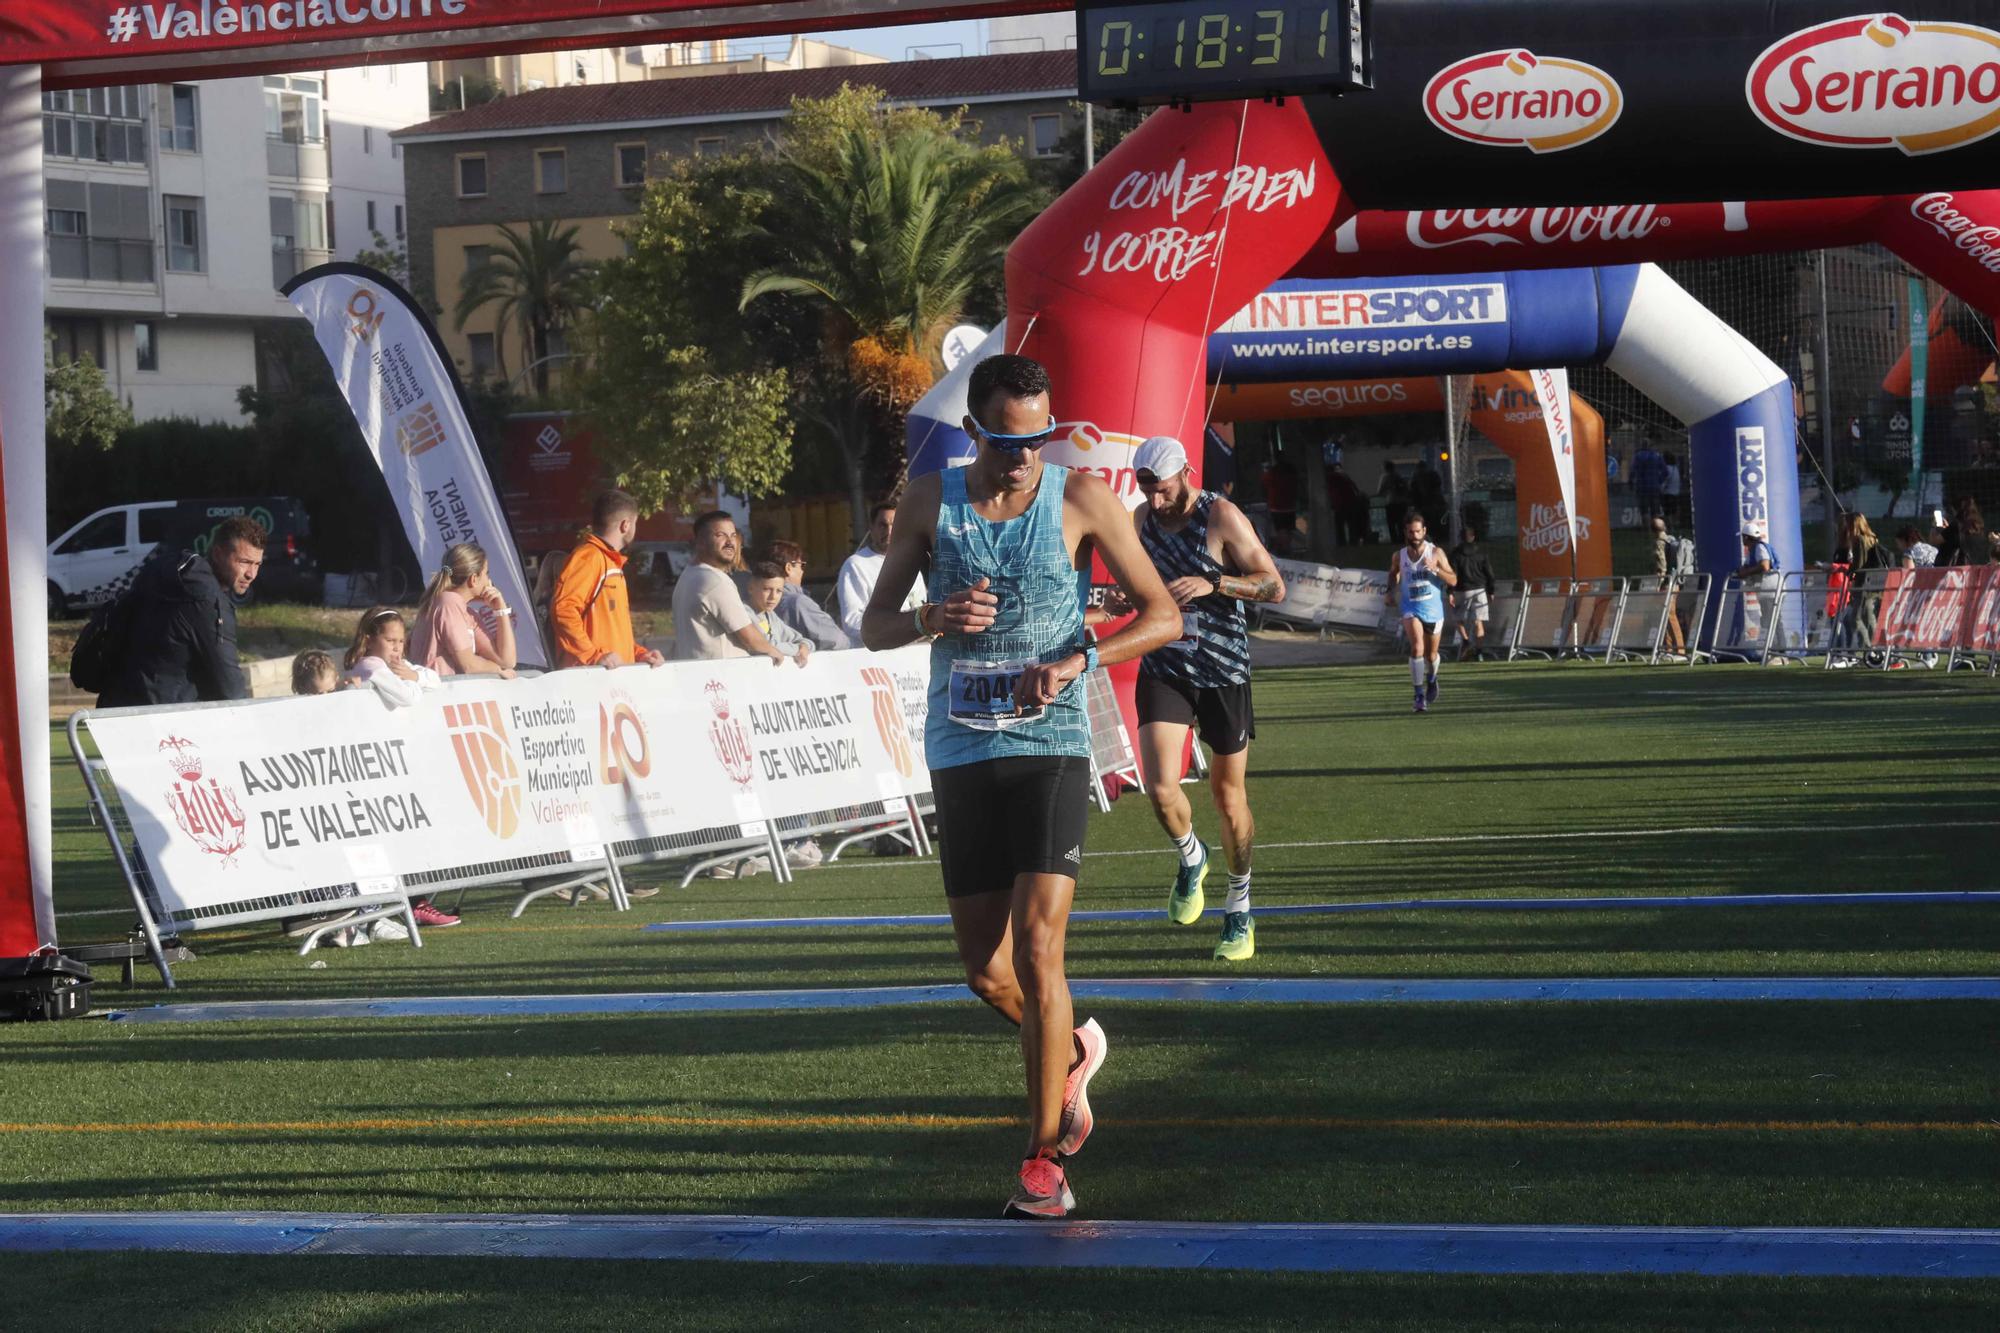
[836,500,924,643]
[670,511,796,665]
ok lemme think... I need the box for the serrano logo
[1748,14,2000,154]
[1423,49,1624,152]
[443,699,523,839]
[704,680,755,789]
[160,736,246,864]
[1047,421,1147,508]
[860,667,916,778]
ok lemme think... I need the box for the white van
[46,502,176,618]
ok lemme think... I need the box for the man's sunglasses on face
[970,416,1058,452]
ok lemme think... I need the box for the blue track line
[0,1212,1995,1278]
[99,976,2000,1024]
[641,891,2000,934]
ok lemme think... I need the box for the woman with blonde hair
[408,542,518,678]
[1832,512,1888,662]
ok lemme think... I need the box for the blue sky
[815,20,989,62]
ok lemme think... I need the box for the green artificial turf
[11,660,1998,1327]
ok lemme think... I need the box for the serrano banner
[84,648,932,919]
[1308,1,2000,208]
[284,263,545,668]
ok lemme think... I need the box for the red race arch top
[0,0,1066,88]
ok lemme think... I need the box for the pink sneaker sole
[1056,1018,1107,1157]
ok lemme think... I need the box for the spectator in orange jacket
[551,489,665,668]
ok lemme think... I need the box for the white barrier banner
[284,263,545,667]
[1269,558,1398,633]
[85,648,932,917]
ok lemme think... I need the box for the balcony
[271,245,333,289]
[48,235,155,284]
[266,136,329,181]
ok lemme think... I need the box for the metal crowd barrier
[1509,578,1625,660]
[1083,666,1142,812]
[1709,574,1797,663]
[70,706,422,988]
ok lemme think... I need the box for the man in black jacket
[1448,524,1498,661]
[98,516,265,707]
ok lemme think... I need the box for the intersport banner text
[85,648,931,919]
[285,263,544,667]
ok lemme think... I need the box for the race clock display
[1078,0,1370,107]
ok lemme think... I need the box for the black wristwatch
[1208,570,1225,596]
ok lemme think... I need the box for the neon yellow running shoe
[1214,911,1255,961]
[1167,844,1208,925]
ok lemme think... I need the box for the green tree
[569,154,799,509]
[741,91,1045,528]
[453,219,593,394]
[354,229,411,286]
[44,343,133,455]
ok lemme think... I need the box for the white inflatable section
[905,321,1008,469]
[1605,264,1788,424]
[1,65,53,944]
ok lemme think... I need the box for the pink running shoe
[411,900,460,928]
[1003,1151,1074,1220]
[1055,1018,1108,1157]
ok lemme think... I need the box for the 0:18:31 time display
[1092,5,1338,79]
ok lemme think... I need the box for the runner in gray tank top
[862,354,1178,1222]
[1096,436,1285,963]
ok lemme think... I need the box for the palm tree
[454,219,592,394]
[740,123,1043,530]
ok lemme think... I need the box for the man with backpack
[86,516,265,708]
[1651,516,1693,658]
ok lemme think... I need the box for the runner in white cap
[1098,435,1285,961]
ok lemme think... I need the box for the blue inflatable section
[1691,380,1806,646]
[1208,267,1641,383]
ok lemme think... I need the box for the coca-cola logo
[1423,49,1624,153]
[1747,14,2000,154]
[1908,192,2000,274]
[1405,205,1668,250]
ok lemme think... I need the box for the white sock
[1427,657,1440,684]
[1410,658,1427,688]
[1225,872,1251,915]
[1172,829,1203,868]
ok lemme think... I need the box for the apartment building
[396,50,1081,382]
[42,67,426,424]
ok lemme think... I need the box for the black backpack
[69,587,140,695]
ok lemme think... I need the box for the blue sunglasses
[969,416,1058,452]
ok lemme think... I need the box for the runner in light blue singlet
[1398,542,1447,624]
[1387,512,1457,714]
[924,462,1092,770]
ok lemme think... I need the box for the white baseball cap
[1133,436,1188,479]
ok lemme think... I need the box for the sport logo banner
[443,699,523,839]
[861,667,916,779]
[160,735,246,864]
[1748,14,2000,155]
[1423,49,1624,153]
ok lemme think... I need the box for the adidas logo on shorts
[1063,845,1081,864]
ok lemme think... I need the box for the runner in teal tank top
[860,354,1179,1223]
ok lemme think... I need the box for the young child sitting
[291,649,340,696]
[744,562,811,666]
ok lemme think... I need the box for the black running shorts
[930,755,1092,897]
[1135,673,1256,756]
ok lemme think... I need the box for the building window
[47,317,104,368]
[158,84,198,152]
[464,244,492,272]
[1030,114,1063,158]
[362,125,373,154]
[133,320,158,372]
[535,148,567,194]
[457,153,488,198]
[263,74,324,144]
[46,180,153,283]
[615,142,647,187]
[392,140,402,160]
[164,195,204,273]
[269,194,328,286]
[394,203,405,238]
[366,199,377,233]
[694,136,725,157]
[41,87,147,165]
[467,332,497,377]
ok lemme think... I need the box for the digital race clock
[1078,0,1370,107]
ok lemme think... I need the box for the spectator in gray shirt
[758,539,850,650]
[671,511,794,665]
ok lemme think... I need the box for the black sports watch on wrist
[1208,570,1225,596]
